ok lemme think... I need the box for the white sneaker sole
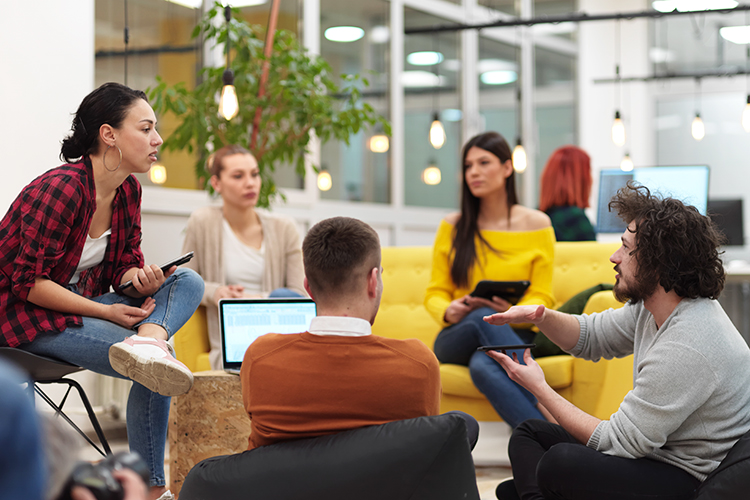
[109,343,193,397]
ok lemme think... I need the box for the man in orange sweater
[240,216,470,450]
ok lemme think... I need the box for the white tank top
[70,229,111,284]
[222,219,264,295]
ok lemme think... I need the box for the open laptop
[219,297,317,374]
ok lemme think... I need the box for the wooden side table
[169,370,251,495]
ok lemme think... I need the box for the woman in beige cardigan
[182,144,306,369]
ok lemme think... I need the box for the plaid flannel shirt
[0,159,145,347]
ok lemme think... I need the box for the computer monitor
[596,165,710,234]
[707,198,745,247]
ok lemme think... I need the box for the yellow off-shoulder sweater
[424,219,556,327]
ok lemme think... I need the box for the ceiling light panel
[324,26,365,42]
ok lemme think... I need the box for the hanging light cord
[615,19,621,112]
[224,5,231,71]
[695,77,701,116]
[124,0,129,86]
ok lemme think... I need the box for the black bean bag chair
[179,413,479,500]
[692,428,750,499]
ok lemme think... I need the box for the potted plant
[148,2,389,207]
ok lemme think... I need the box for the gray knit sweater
[572,298,750,481]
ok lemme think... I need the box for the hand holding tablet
[469,280,530,305]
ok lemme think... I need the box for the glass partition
[318,0,390,203]
[404,8,461,209]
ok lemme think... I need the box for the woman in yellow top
[425,131,556,427]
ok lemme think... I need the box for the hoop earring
[103,144,122,172]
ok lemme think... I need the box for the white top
[222,219,264,295]
[308,316,372,337]
[70,229,111,284]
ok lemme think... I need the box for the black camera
[58,451,150,500]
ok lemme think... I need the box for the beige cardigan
[182,205,306,369]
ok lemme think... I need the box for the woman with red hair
[539,145,596,241]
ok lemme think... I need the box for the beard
[613,266,657,304]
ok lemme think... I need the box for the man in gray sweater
[485,183,750,500]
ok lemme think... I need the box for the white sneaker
[109,335,193,396]
[155,490,175,500]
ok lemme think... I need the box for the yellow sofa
[173,241,634,421]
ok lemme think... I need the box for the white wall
[0,0,95,213]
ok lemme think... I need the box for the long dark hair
[451,131,517,288]
[60,82,148,163]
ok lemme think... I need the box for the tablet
[120,251,194,291]
[477,344,536,352]
[469,280,530,304]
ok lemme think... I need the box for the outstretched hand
[483,304,546,326]
[486,348,547,395]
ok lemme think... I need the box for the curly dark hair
[608,182,725,299]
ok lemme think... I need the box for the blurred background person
[538,145,596,242]
[425,131,556,427]
[182,144,306,370]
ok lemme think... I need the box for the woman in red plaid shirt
[0,82,204,500]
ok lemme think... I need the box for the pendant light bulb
[149,163,167,184]
[429,112,446,149]
[691,113,705,141]
[422,163,442,185]
[611,111,626,147]
[512,138,527,173]
[317,169,332,191]
[742,96,750,133]
[219,70,239,121]
[369,134,389,153]
[620,153,634,172]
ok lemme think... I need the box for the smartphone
[476,344,536,352]
[120,251,194,291]
[469,280,530,304]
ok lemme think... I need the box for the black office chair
[0,347,111,456]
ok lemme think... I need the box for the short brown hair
[609,182,725,299]
[207,144,254,177]
[303,217,381,300]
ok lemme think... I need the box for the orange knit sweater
[240,331,441,450]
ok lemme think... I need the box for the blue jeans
[433,307,544,428]
[0,359,46,500]
[21,267,204,487]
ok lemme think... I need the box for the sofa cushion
[440,355,574,399]
[553,242,619,306]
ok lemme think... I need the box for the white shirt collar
[309,316,372,337]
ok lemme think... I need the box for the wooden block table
[169,370,251,495]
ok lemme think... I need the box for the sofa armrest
[173,306,210,373]
[582,289,622,315]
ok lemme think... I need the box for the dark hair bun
[60,82,148,163]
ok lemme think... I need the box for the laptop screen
[219,298,317,372]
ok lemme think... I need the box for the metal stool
[0,347,112,456]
